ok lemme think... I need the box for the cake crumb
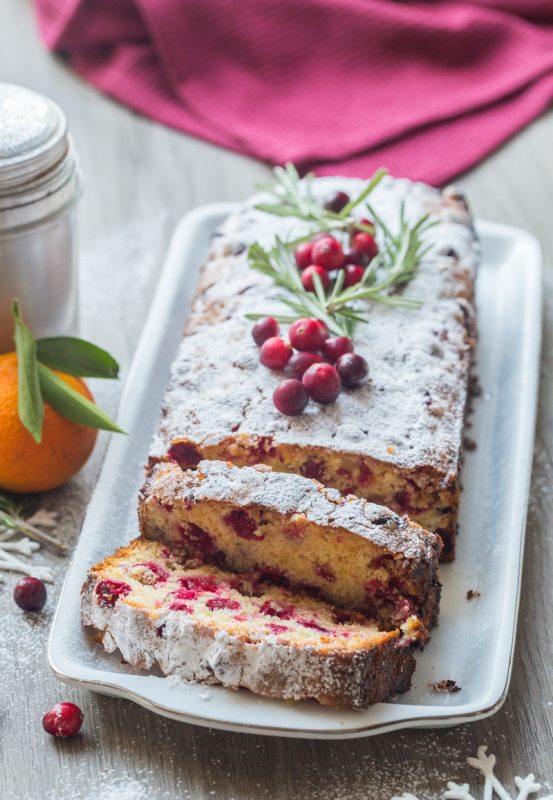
[463,436,477,451]
[466,589,481,600]
[430,679,462,694]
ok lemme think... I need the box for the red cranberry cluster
[252,316,368,416]
[293,211,378,294]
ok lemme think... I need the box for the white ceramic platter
[48,194,542,739]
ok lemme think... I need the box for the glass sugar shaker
[0,83,82,353]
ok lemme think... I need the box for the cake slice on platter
[81,538,421,710]
[139,460,442,634]
[148,175,478,559]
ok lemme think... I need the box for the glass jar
[0,83,82,353]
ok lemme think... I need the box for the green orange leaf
[12,300,44,443]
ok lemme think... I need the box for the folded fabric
[33,0,553,184]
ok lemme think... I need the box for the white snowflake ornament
[392,746,553,800]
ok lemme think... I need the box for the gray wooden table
[1,1,553,797]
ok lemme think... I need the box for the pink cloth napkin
[34,0,553,185]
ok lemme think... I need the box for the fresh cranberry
[95,579,131,607]
[344,247,368,266]
[323,191,350,213]
[259,337,292,370]
[343,264,365,287]
[179,575,218,593]
[300,459,325,481]
[285,351,322,380]
[302,363,341,404]
[273,379,309,416]
[392,597,416,625]
[42,702,83,738]
[336,352,369,387]
[314,563,336,582]
[13,576,47,612]
[289,318,328,351]
[252,316,279,346]
[294,241,313,269]
[311,236,345,271]
[169,600,193,612]
[359,461,374,486]
[266,623,289,635]
[167,441,201,468]
[297,618,329,633]
[171,588,200,602]
[351,232,378,260]
[282,521,304,539]
[350,217,375,236]
[365,578,387,601]
[223,509,262,540]
[206,597,241,611]
[301,265,330,293]
[259,601,294,619]
[178,523,216,557]
[321,336,353,364]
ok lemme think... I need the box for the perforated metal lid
[0,83,81,229]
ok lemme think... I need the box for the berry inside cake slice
[81,538,419,709]
[139,460,442,634]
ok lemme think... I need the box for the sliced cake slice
[81,538,419,709]
[139,460,442,634]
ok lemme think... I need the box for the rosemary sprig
[255,162,384,245]
[247,204,434,337]
[0,491,67,554]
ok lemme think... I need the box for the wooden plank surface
[1,0,552,797]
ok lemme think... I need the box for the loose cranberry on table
[289,318,328,351]
[252,316,279,346]
[302,363,341,404]
[293,241,313,270]
[13,576,47,612]
[311,235,345,271]
[321,336,353,364]
[350,232,378,260]
[259,337,292,370]
[285,351,322,380]
[343,264,365,287]
[323,190,350,214]
[336,352,369,387]
[273,379,309,416]
[42,702,84,738]
[301,264,330,293]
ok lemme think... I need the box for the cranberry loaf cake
[148,176,477,559]
[139,460,442,634]
[81,538,418,709]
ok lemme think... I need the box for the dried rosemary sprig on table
[0,491,66,554]
[246,186,437,337]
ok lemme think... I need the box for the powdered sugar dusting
[151,176,477,481]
